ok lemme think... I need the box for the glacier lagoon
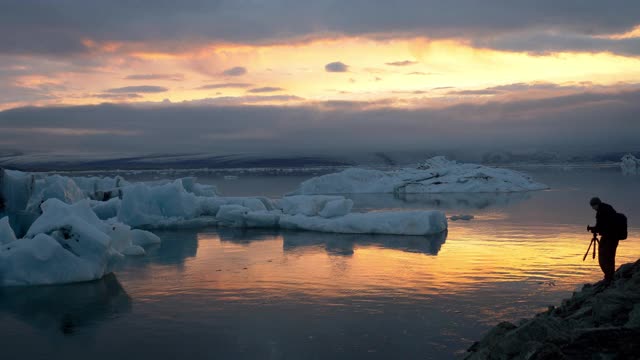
[1,166,639,359]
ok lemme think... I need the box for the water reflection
[282,230,448,256]
[0,274,130,335]
[217,227,281,244]
[145,229,200,266]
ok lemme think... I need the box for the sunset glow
[3,36,640,111]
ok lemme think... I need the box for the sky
[1,1,639,157]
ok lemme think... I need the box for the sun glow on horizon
[3,34,640,111]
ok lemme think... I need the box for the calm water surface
[1,167,639,359]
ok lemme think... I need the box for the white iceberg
[1,169,451,286]
[621,153,640,175]
[0,199,160,287]
[0,216,17,245]
[1,169,35,213]
[280,210,447,236]
[292,156,548,195]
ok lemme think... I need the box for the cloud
[475,31,640,56]
[325,62,349,72]
[222,67,247,76]
[124,73,184,81]
[184,95,304,106]
[448,89,500,96]
[386,60,418,66]
[94,93,143,99]
[105,85,168,93]
[446,82,587,96]
[2,1,640,56]
[247,87,284,93]
[198,83,252,90]
[1,87,639,156]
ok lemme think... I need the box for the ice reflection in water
[0,274,130,335]
[1,167,640,359]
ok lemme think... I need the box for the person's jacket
[593,202,617,238]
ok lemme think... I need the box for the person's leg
[609,239,620,280]
[599,237,617,282]
[598,239,608,280]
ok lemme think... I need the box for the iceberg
[292,156,548,195]
[0,168,449,286]
[280,210,447,236]
[621,153,640,175]
[0,217,17,245]
[0,199,160,286]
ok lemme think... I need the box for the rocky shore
[465,259,640,360]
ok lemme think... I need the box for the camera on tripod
[584,226,599,261]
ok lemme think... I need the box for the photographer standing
[587,197,620,285]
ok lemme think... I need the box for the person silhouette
[587,197,620,285]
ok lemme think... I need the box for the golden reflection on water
[174,223,639,304]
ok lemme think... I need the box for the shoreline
[465,259,640,359]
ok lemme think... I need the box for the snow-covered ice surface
[0,199,160,286]
[292,156,548,195]
[0,168,447,286]
[621,153,640,174]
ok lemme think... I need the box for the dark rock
[466,259,640,359]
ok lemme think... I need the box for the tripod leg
[583,239,593,261]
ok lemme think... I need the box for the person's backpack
[614,212,628,240]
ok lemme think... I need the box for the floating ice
[1,170,34,213]
[280,210,447,236]
[0,217,17,245]
[278,195,352,217]
[292,156,548,195]
[0,199,160,286]
[621,153,640,175]
[0,168,451,286]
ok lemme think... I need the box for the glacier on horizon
[291,156,549,195]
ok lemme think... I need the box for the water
[1,167,639,359]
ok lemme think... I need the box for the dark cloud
[447,82,587,96]
[185,95,303,106]
[198,83,252,90]
[247,87,284,93]
[0,84,60,104]
[1,88,638,156]
[1,1,639,55]
[325,62,349,72]
[94,93,143,99]
[386,60,418,66]
[124,73,184,81]
[105,86,168,93]
[222,67,247,76]
[448,89,500,96]
[476,31,640,56]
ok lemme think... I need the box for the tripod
[583,234,599,261]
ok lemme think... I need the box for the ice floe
[0,199,160,286]
[292,156,548,195]
[0,168,449,286]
